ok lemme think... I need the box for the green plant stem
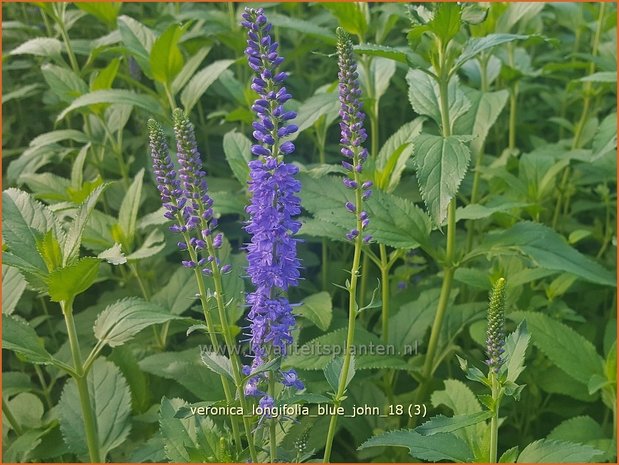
[414,53,458,420]
[52,4,80,74]
[2,397,23,436]
[204,236,258,462]
[506,44,518,152]
[466,55,490,252]
[379,244,390,342]
[269,375,277,463]
[185,243,244,457]
[552,2,605,229]
[61,300,102,463]
[358,253,370,309]
[489,373,500,462]
[164,83,177,111]
[33,365,54,409]
[323,176,364,463]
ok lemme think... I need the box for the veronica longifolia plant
[241,7,304,414]
[148,113,258,461]
[323,27,373,464]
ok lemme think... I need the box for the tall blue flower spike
[241,7,304,406]
[336,27,372,243]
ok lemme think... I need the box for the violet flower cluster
[148,111,229,276]
[486,278,506,373]
[241,7,304,405]
[336,27,372,243]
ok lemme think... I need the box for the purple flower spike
[337,27,371,242]
[148,112,229,275]
[242,7,303,404]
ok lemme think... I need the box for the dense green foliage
[2,2,617,463]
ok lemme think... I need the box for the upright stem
[52,4,80,74]
[269,375,277,463]
[466,56,490,252]
[414,49,458,417]
[184,243,243,457]
[203,236,258,462]
[506,44,518,152]
[323,175,364,464]
[61,300,102,463]
[2,397,23,435]
[552,2,606,228]
[489,373,501,463]
[379,244,390,342]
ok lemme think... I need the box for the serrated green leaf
[269,12,336,43]
[150,23,186,85]
[47,257,100,302]
[125,228,165,260]
[548,416,604,443]
[581,71,616,82]
[431,379,484,454]
[118,168,144,247]
[516,439,602,463]
[293,91,339,136]
[57,90,163,121]
[139,349,224,400]
[407,70,471,132]
[389,288,439,349]
[324,355,355,392]
[97,243,126,265]
[2,314,54,364]
[2,266,26,315]
[117,15,155,75]
[359,429,473,462]
[431,3,461,43]
[10,37,63,57]
[416,412,492,436]
[512,311,604,385]
[171,47,211,95]
[62,184,107,266]
[456,201,529,221]
[374,118,425,193]
[592,112,617,160]
[58,359,132,460]
[2,188,58,275]
[36,229,63,272]
[222,130,251,185]
[152,267,199,315]
[200,349,234,380]
[413,134,471,226]
[368,190,433,250]
[323,3,368,38]
[502,320,530,383]
[180,59,235,112]
[453,87,508,154]
[29,129,89,149]
[485,222,616,287]
[500,446,520,463]
[94,297,179,347]
[159,397,224,462]
[75,2,121,26]
[454,34,527,70]
[294,291,332,331]
[41,64,88,103]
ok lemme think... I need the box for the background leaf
[58,359,132,460]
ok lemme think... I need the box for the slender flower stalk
[148,116,257,462]
[487,278,506,463]
[241,7,303,461]
[323,28,372,464]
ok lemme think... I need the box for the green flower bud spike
[486,277,506,374]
